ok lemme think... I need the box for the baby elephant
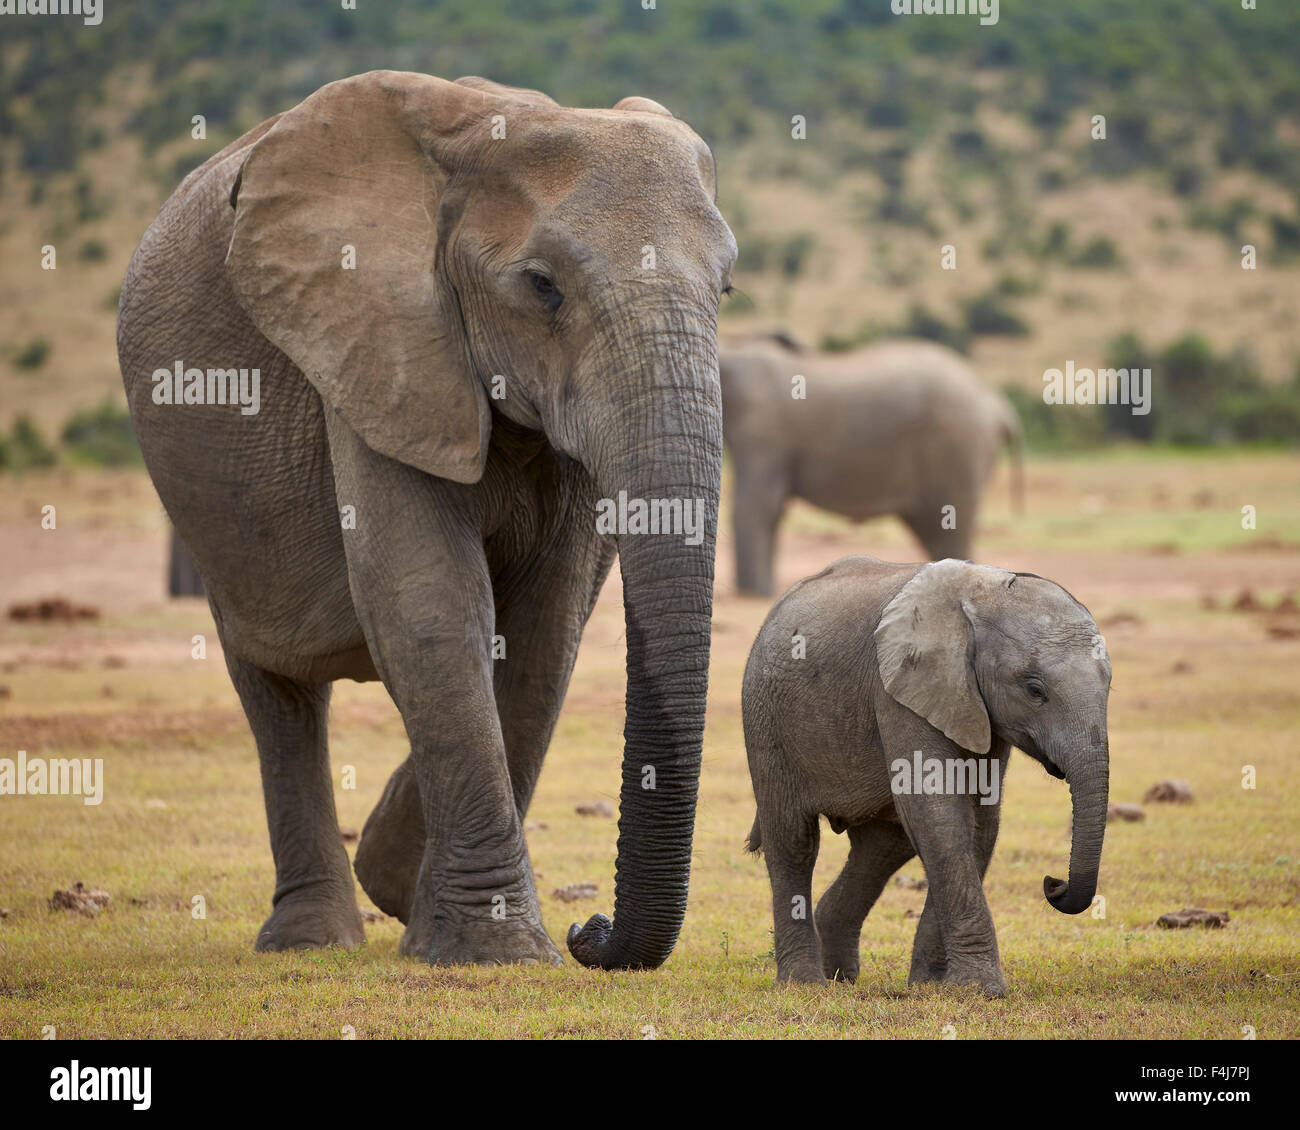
[743,556,1111,996]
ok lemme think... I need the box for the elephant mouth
[1031,750,1066,779]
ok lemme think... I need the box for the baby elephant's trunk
[744,813,762,854]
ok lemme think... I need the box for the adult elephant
[720,334,1023,596]
[117,71,736,970]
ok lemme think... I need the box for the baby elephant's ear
[874,559,996,753]
[226,71,492,484]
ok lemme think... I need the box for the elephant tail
[744,812,762,854]
[999,399,1026,516]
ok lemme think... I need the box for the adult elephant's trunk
[1043,741,1109,914]
[566,338,722,970]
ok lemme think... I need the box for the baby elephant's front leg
[898,792,1006,998]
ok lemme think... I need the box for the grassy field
[1,451,1298,1039]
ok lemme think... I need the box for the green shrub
[965,291,1029,337]
[14,340,50,370]
[60,400,142,467]
[1070,236,1123,269]
[7,415,57,470]
[79,239,109,262]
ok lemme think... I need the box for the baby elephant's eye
[1026,678,1048,702]
[527,270,562,310]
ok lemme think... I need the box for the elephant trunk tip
[566,912,676,971]
[566,913,619,969]
[1043,874,1095,915]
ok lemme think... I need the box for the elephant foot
[256,882,365,952]
[399,912,563,967]
[815,919,861,982]
[776,961,829,986]
[910,964,1007,999]
[950,966,1008,999]
[819,946,860,983]
[353,755,425,923]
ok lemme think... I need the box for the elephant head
[876,559,1111,915]
[223,72,736,969]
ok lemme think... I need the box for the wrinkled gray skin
[743,556,1110,996]
[720,335,1023,596]
[117,72,736,970]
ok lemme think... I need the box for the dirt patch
[1157,908,1230,929]
[8,598,99,622]
[49,883,112,916]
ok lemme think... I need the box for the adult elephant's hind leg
[353,754,423,921]
[815,819,916,982]
[225,653,364,951]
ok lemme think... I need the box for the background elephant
[720,334,1024,596]
[167,525,204,597]
[117,71,736,970]
[743,556,1110,995]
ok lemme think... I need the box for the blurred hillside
[2,0,1299,451]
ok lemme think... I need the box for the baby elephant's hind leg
[762,812,825,984]
[816,819,916,982]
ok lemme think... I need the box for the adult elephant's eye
[1026,678,1048,702]
[528,270,562,310]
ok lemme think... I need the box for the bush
[60,400,142,467]
[964,291,1029,336]
[6,415,57,470]
[79,239,109,262]
[903,304,970,353]
[14,340,50,370]
[1070,236,1123,269]
[778,233,815,279]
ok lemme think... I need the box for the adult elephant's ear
[875,559,1007,753]
[226,71,494,483]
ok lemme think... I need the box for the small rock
[894,874,927,890]
[1143,779,1194,804]
[1157,907,1229,929]
[575,800,614,817]
[552,882,599,903]
[339,827,359,843]
[49,882,111,916]
[1107,802,1146,822]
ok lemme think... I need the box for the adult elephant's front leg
[328,418,558,966]
[354,509,615,922]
